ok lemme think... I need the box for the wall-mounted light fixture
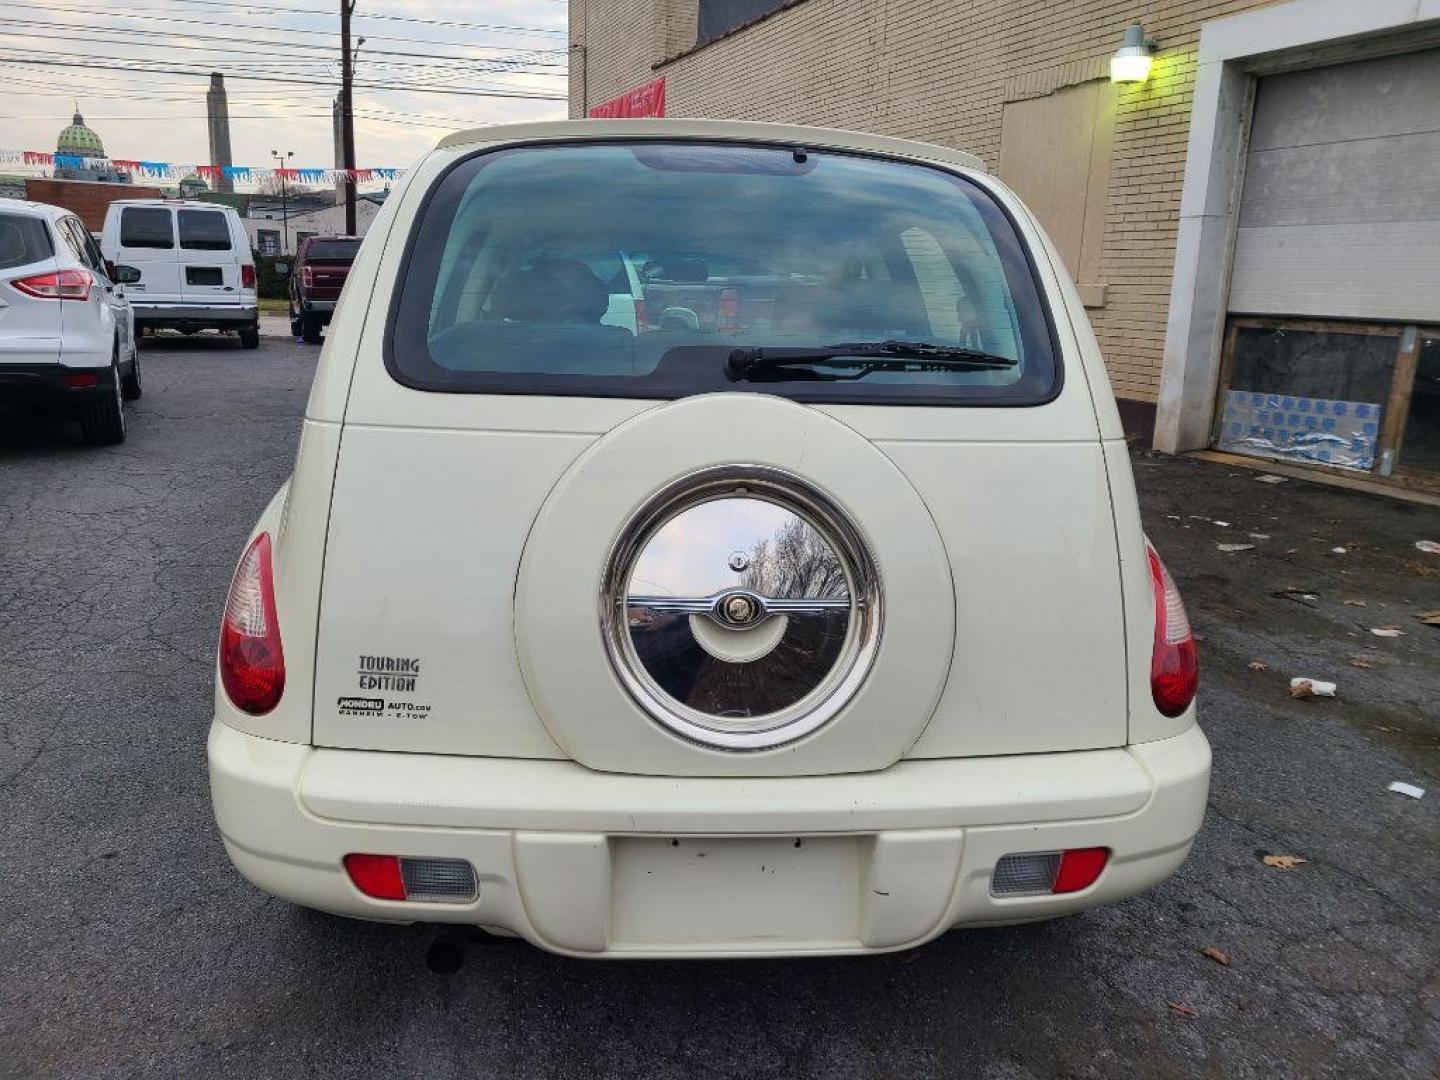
[1111,24,1156,84]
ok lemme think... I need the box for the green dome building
[53,105,129,183]
[56,108,106,159]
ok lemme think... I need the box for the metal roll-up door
[1229,49,1440,321]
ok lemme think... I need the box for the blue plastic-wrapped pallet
[1216,391,1381,471]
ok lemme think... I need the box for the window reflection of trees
[739,518,848,599]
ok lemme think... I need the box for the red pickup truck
[288,236,361,343]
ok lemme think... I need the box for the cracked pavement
[1,335,1437,1079]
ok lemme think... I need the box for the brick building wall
[569,0,1283,410]
[24,179,165,233]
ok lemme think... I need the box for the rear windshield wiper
[726,340,1019,382]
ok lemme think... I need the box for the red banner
[588,76,666,119]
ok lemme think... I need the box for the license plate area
[609,835,864,949]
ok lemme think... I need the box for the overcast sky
[0,0,569,184]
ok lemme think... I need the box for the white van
[208,120,1208,958]
[101,200,258,348]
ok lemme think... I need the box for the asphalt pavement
[1,331,1436,1079]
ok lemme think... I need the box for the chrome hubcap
[601,466,881,750]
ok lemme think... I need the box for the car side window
[120,207,175,249]
[72,220,108,275]
[56,218,94,270]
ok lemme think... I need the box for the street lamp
[1111,24,1156,84]
[270,149,294,254]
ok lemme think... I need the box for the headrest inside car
[490,258,609,324]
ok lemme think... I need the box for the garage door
[1230,49,1440,320]
[1216,49,1440,482]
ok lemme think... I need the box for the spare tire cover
[514,393,955,777]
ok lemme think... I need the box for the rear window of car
[120,207,174,249]
[305,239,360,262]
[0,214,54,271]
[177,210,231,251]
[388,141,1058,406]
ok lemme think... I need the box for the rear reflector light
[344,854,478,903]
[219,532,285,714]
[11,267,93,300]
[62,371,99,388]
[1147,542,1199,717]
[300,265,314,291]
[240,264,256,289]
[991,847,1109,896]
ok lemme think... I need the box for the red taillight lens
[219,532,285,714]
[344,854,407,900]
[717,287,741,334]
[11,268,93,300]
[1147,542,1198,717]
[62,371,99,388]
[1052,847,1109,893]
[300,265,314,291]
[241,264,256,289]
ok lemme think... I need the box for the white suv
[0,198,140,444]
[209,120,1209,958]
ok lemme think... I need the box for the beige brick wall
[570,0,1286,404]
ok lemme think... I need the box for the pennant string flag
[2,148,405,185]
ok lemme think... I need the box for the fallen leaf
[1342,599,1367,607]
[1201,947,1232,967]
[1262,854,1307,870]
[1247,660,1269,671]
[1167,1002,1197,1016]
[1415,610,1440,626]
[1349,656,1374,670]
[1289,681,1316,699]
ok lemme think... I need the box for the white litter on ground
[1416,540,1440,555]
[1256,474,1288,484]
[1249,533,1271,540]
[1370,627,1406,638]
[1387,781,1425,799]
[1331,546,1349,554]
[1217,543,1256,552]
[1290,678,1336,698]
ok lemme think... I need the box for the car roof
[436,118,986,173]
[106,199,236,211]
[0,196,69,219]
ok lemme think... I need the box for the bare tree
[741,519,847,599]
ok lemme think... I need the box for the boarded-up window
[998,81,1115,307]
[697,0,787,46]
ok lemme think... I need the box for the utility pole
[271,149,293,253]
[340,0,357,235]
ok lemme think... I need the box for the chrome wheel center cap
[601,467,881,751]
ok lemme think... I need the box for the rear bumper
[0,363,109,407]
[299,298,337,314]
[133,303,256,327]
[209,721,1211,958]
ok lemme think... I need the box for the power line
[0,54,568,99]
[159,0,567,36]
[3,0,566,45]
[0,16,569,70]
[0,30,566,86]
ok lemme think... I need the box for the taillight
[300,265,314,291]
[717,287,741,334]
[991,847,1110,896]
[219,532,285,714]
[62,371,99,388]
[344,854,478,903]
[11,268,92,300]
[1147,542,1198,717]
[240,264,256,289]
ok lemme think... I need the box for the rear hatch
[177,208,241,306]
[301,238,359,301]
[312,137,1127,777]
[0,212,61,366]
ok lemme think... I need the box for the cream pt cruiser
[209,119,1208,958]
